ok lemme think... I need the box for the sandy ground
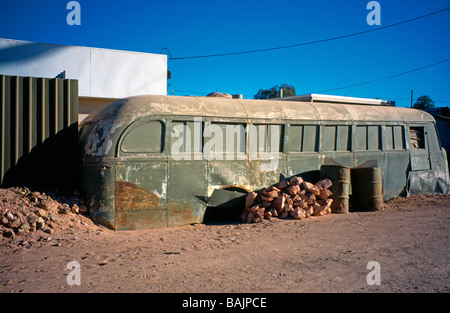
[0,189,449,294]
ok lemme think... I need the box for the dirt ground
[0,187,449,293]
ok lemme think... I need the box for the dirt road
[1,193,449,293]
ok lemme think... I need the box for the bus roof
[81,95,434,158]
[84,94,434,125]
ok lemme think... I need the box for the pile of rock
[241,176,333,223]
[1,187,89,240]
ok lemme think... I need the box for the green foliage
[254,84,296,99]
[413,95,435,109]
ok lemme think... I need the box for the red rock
[245,192,258,209]
[315,178,332,190]
[286,185,300,196]
[289,176,304,186]
[301,181,321,196]
[273,196,285,213]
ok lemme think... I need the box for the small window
[356,125,381,151]
[289,125,319,152]
[249,124,284,153]
[394,126,405,150]
[356,126,367,150]
[337,125,351,151]
[289,125,303,152]
[121,121,164,153]
[303,125,319,152]
[410,127,425,149]
[323,126,337,152]
[203,122,246,155]
[323,125,351,152]
[368,126,381,150]
[386,125,405,150]
[171,120,202,154]
[386,126,394,150]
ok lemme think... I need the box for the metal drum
[320,164,351,213]
[350,166,383,211]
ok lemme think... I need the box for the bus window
[386,125,405,150]
[357,125,381,151]
[249,124,284,153]
[203,122,246,156]
[386,126,394,150]
[323,125,351,152]
[289,125,319,153]
[121,121,164,153]
[410,127,425,149]
[171,120,202,154]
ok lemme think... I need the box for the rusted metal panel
[207,161,251,194]
[115,180,166,230]
[115,160,168,230]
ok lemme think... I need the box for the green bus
[78,94,450,230]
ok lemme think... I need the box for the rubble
[241,177,334,223]
[0,186,98,246]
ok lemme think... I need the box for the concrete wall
[0,38,167,101]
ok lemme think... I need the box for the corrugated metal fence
[0,75,79,189]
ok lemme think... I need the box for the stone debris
[0,187,97,245]
[241,177,334,223]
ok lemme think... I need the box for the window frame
[287,124,320,153]
[409,125,427,150]
[119,119,165,155]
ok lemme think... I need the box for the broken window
[410,127,425,149]
[121,120,164,153]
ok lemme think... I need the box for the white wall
[0,38,167,98]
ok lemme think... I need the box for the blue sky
[0,0,449,107]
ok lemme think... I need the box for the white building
[0,38,168,120]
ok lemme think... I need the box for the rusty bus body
[78,95,450,230]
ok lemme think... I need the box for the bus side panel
[286,153,321,183]
[115,160,168,230]
[408,122,450,195]
[81,161,116,230]
[383,151,409,199]
[167,159,207,227]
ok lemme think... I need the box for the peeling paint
[115,180,166,230]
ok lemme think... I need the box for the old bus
[78,94,450,230]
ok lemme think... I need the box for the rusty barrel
[320,164,350,213]
[350,166,383,211]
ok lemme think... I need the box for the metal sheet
[115,181,166,230]
[167,159,207,227]
[0,75,78,188]
[207,189,247,208]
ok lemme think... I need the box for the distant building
[0,38,168,120]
